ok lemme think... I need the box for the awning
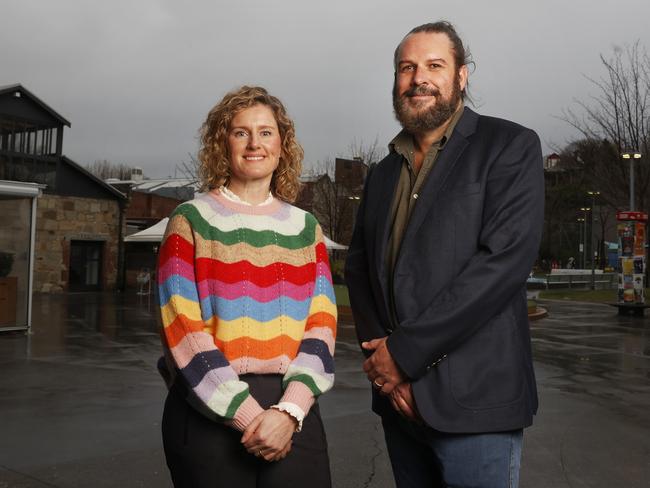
[124,218,168,242]
[323,235,348,250]
[0,180,44,197]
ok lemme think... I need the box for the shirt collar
[218,186,274,206]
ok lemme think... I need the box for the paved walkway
[0,293,649,487]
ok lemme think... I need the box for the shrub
[0,252,14,278]
[329,258,346,284]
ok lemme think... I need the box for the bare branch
[85,159,137,180]
[559,41,650,212]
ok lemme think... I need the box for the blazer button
[413,193,419,199]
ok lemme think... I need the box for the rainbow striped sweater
[158,191,337,431]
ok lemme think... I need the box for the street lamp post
[580,207,590,269]
[588,191,600,290]
[577,217,585,268]
[622,151,642,211]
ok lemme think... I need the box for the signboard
[616,211,648,222]
[616,217,647,305]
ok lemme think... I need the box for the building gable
[57,157,126,201]
[0,84,71,128]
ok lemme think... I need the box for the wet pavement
[524,300,650,487]
[0,293,649,487]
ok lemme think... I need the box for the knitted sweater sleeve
[279,221,337,414]
[157,210,264,431]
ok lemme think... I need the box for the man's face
[393,31,468,134]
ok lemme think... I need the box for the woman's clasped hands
[241,409,298,462]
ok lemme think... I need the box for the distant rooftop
[106,177,199,192]
[108,171,324,194]
[300,174,321,183]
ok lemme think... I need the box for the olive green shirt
[386,104,464,327]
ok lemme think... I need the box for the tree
[540,179,590,267]
[542,141,619,268]
[176,153,201,183]
[562,41,650,212]
[596,204,615,268]
[309,138,383,245]
[85,159,137,180]
[345,136,386,166]
[310,160,355,244]
[308,137,387,177]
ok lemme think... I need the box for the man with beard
[345,21,543,487]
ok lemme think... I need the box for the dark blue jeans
[382,414,523,488]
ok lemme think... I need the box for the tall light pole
[580,207,591,269]
[622,151,642,211]
[588,191,600,289]
[577,217,585,268]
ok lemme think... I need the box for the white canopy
[124,218,169,242]
[323,235,348,250]
[125,217,349,250]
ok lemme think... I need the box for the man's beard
[393,76,462,134]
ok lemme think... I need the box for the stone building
[33,157,125,293]
[0,84,126,330]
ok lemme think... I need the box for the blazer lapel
[402,107,479,243]
[372,153,401,306]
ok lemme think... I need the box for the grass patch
[538,288,648,303]
[333,284,350,307]
[336,283,646,306]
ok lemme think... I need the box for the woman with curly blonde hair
[158,86,336,487]
[197,85,303,203]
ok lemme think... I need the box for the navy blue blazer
[345,107,544,433]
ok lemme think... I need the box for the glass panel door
[69,241,103,291]
[0,196,32,329]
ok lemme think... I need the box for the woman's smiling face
[227,104,282,189]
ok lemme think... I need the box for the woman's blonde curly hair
[197,86,303,203]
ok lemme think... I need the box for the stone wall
[34,195,121,292]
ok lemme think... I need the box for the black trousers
[162,374,332,488]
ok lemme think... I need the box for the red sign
[635,223,646,255]
[617,211,648,222]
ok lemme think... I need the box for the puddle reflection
[0,292,161,363]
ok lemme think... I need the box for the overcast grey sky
[3,0,650,178]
